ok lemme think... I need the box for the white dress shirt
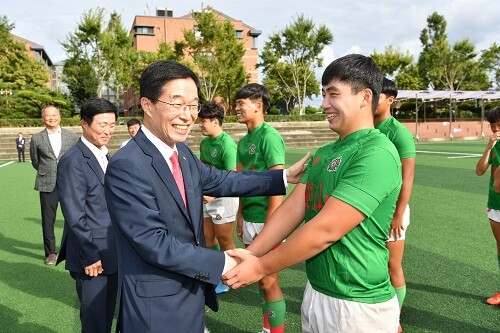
[81,136,109,173]
[47,127,62,158]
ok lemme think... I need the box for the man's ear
[360,88,372,108]
[141,97,153,117]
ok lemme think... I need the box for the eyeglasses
[153,98,201,115]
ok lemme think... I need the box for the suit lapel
[40,129,57,159]
[135,131,192,223]
[77,140,105,185]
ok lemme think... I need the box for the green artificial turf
[1,141,499,332]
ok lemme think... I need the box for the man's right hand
[84,260,103,277]
[286,152,311,184]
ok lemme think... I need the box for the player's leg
[486,218,500,305]
[259,273,286,333]
[203,216,219,250]
[213,197,238,251]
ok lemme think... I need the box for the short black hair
[381,78,398,98]
[235,83,270,113]
[127,118,141,128]
[198,101,225,125]
[80,98,118,125]
[140,60,200,101]
[322,54,383,113]
[487,107,500,124]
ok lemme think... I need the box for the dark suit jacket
[104,130,286,333]
[16,137,25,150]
[30,127,78,192]
[56,139,117,274]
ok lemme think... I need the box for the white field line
[0,161,15,168]
[416,150,482,159]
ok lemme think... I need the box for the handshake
[221,249,265,289]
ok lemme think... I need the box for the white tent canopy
[396,90,500,101]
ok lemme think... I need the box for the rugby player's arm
[393,157,415,220]
[476,140,496,175]
[226,195,364,287]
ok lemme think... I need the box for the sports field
[0,140,498,332]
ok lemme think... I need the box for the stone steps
[0,122,336,160]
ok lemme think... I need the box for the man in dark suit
[56,98,118,333]
[30,105,78,264]
[15,132,25,162]
[104,60,309,333]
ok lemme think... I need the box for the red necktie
[169,151,187,207]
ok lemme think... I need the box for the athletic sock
[266,297,286,333]
[207,244,220,251]
[259,289,271,330]
[394,285,407,309]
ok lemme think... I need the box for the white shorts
[387,204,411,242]
[486,208,500,223]
[203,197,238,224]
[301,281,399,333]
[242,220,265,245]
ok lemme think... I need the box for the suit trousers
[39,189,59,256]
[70,271,118,333]
[17,147,25,162]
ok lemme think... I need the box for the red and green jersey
[199,131,237,171]
[237,122,285,223]
[488,144,500,209]
[375,116,416,159]
[300,128,401,303]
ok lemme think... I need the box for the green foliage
[417,12,489,90]
[480,42,500,89]
[178,9,247,107]
[371,45,414,78]
[0,16,72,118]
[61,8,135,107]
[260,14,333,115]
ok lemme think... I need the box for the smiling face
[42,106,61,131]
[142,78,199,148]
[321,79,370,139]
[81,113,116,148]
[199,118,220,137]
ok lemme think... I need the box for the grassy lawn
[0,140,499,332]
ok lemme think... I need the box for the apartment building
[124,6,261,114]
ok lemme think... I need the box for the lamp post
[0,89,13,108]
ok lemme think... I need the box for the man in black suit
[15,132,25,162]
[30,105,78,264]
[56,98,118,333]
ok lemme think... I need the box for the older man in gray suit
[30,105,78,264]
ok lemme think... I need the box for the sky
[3,0,500,77]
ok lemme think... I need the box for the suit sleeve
[57,154,101,267]
[30,135,38,170]
[105,158,226,284]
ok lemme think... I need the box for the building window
[135,26,155,35]
[235,30,243,39]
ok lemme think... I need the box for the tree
[259,14,333,115]
[63,57,98,107]
[177,9,247,108]
[0,16,72,119]
[61,8,135,107]
[371,45,413,78]
[417,12,488,90]
[480,42,500,89]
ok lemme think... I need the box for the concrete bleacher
[0,119,491,161]
[0,121,338,161]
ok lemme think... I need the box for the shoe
[215,282,230,294]
[44,253,57,265]
[486,291,500,305]
[258,329,270,333]
[204,327,210,333]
